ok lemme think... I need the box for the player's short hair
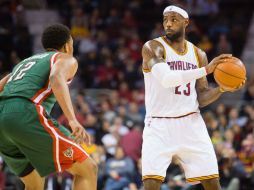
[41,24,71,50]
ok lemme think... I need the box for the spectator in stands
[100,100,116,123]
[219,149,245,190]
[187,0,205,16]
[228,108,248,128]
[71,8,89,29]
[202,0,219,15]
[127,31,142,61]
[215,103,226,117]
[120,126,142,162]
[127,102,143,125]
[101,123,120,157]
[104,146,135,190]
[150,22,164,39]
[203,111,219,135]
[214,104,228,135]
[216,34,232,55]
[117,105,131,126]
[78,35,97,54]
[243,105,254,122]
[118,82,132,101]
[244,79,254,102]
[186,20,201,45]
[106,8,121,40]
[89,9,103,36]
[238,138,254,175]
[111,116,129,136]
[212,130,223,145]
[232,124,243,150]
[96,119,111,145]
[109,90,121,109]
[122,9,137,29]
[223,129,235,149]
[197,35,213,55]
[58,94,88,127]
[84,113,98,130]
[123,58,140,89]
[95,57,119,88]
[9,51,21,66]
[71,8,90,40]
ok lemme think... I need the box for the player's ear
[184,19,189,27]
[63,43,68,54]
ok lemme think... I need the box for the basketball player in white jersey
[141,5,244,190]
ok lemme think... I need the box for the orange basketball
[214,57,246,89]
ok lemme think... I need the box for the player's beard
[166,27,184,42]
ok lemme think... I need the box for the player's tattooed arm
[142,41,211,88]
[0,74,10,92]
[195,48,223,108]
[142,40,165,71]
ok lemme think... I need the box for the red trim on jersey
[35,105,59,171]
[31,52,59,104]
[31,81,50,102]
[38,87,52,104]
[53,53,59,64]
[50,52,60,69]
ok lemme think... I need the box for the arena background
[0,0,254,189]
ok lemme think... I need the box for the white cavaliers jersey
[144,36,201,117]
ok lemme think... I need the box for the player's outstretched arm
[0,74,10,92]
[49,54,90,144]
[142,41,225,88]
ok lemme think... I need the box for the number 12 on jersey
[7,61,36,82]
[175,83,191,96]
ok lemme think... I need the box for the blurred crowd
[0,0,254,190]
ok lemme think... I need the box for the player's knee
[143,178,162,190]
[201,178,221,190]
[82,159,97,177]
[74,157,98,178]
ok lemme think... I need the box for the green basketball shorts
[0,98,89,177]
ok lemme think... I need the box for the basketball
[214,57,246,89]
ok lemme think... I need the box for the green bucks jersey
[0,51,60,113]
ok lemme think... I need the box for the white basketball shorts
[142,113,219,184]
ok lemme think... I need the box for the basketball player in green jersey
[0,24,97,190]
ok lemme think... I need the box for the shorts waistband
[150,112,196,119]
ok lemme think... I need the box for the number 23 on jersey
[175,83,191,96]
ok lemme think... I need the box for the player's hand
[69,119,90,145]
[205,54,232,74]
[220,79,246,92]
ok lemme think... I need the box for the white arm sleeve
[151,62,207,88]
